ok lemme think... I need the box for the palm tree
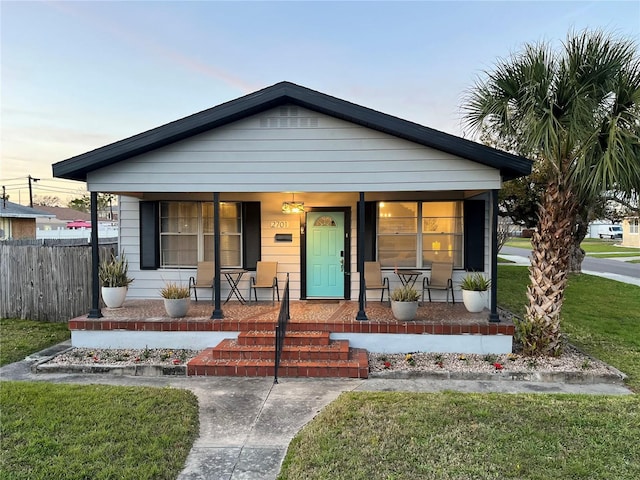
[463,30,640,356]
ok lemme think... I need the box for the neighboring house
[35,205,118,240]
[0,200,51,240]
[622,216,640,247]
[52,81,532,353]
[35,205,92,231]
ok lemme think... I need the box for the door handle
[339,258,344,272]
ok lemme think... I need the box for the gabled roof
[52,81,532,182]
[34,205,91,222]
[0,200,52,219]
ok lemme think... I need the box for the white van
[597,225,623,239]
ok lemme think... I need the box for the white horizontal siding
[87,106,501,193]
[120,192,488,303]
[121,193,360,300]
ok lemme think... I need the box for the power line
[0,176,86,185]
[4,185,86,194]
[0,176,29,182]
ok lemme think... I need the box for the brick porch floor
[68,300,514,336]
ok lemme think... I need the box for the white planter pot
[461,290,488,313]
[101,286,128,308]
[163,298,190,318]
[391,300,419,321]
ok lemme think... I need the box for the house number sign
[270,220,289,229]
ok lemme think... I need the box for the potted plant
[99,252,134,308]
[390,285,421,321]
[460,273,491,313]
[160,282,191,318]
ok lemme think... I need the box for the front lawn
[505,237,639,256]
[0,381,199,480]
[589,253,640,258]
[580,238,639,253]
[278,392,640,480]
[504,237,533,249]
[498,266,640,391]
[0,318,70,366]
[279,267,640,479]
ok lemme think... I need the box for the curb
[27,341,628,385]
[33,362,627,385]
[33,363,187,376]
[369,369,627,385]
[27,341,188,377]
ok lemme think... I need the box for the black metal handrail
[274,272,290,384]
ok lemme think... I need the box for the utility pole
[28,175,40,207]
[2,185,6,208]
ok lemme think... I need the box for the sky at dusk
[1,0,639,204]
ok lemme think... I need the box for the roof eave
[52,81,533,182]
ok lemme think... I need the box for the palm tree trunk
[568,217,588,273]
[523,179,577,356]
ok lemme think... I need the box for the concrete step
[187,347,369,378]
[209,338,351,361]
[237,330,330,346]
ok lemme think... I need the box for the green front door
[306,211,345,298]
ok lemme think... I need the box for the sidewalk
[499,254,640,287]
[0,348,633,480]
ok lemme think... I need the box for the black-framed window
[377,201,464,268]
[160,201,242,268]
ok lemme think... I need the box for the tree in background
[464,30,640,356]
[33,195,62,207]
[68,193,115,218]
[68,195,90,212]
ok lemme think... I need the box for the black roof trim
[52,81,532,181]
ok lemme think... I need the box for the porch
[69,299,514,353]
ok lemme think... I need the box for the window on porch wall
[160,201,242,268]
[377,201,463,269]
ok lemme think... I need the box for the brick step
[237,330,330,346]
[211,338,350,361]
[187,347,368,378]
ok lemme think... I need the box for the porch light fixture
[282,201,304,214]
[282,193,304,214]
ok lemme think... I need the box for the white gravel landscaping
[43,343,624,382]
[47,348,199,367]
[368,344,619,376]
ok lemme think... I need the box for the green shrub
[98,252,134,287]
[460,272,491,291]
[391,285,420,302]
[160,282,190,299]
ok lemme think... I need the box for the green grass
[279,267,640,479]
[278,392,640,480]
[0,381,199,480]
[497,265,640,391]
[504,238,533,249]
[629,259,640,263]
[580,238,639,253]
[505,237,640,255]
[590,253,640,258]
[497,256,515,263]
[0,319,70,366]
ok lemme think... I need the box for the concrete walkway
[500,254,640,287]
[0,347,633,480]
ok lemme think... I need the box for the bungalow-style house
[35,205,92,230]
[621,216,639,247]
[0,200,52,240]
[52,82,532,368]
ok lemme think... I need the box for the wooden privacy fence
[0,239,117,321]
